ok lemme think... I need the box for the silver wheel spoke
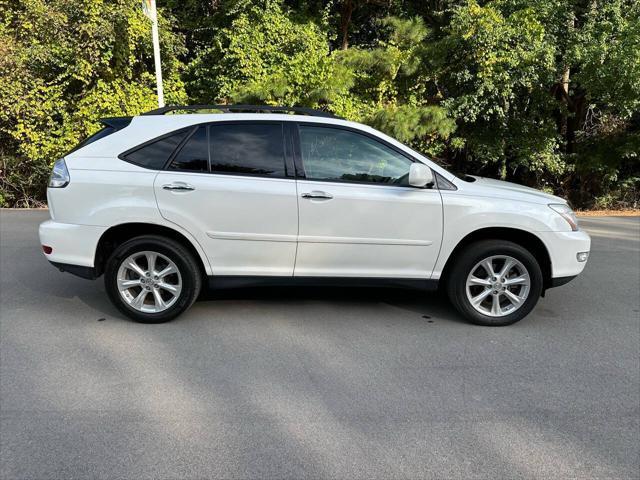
[131,290,148,310]
[504,275,529,286]
[471,288,492,306]
[145,252,158,273]
[468,275,492,286]
[118,278,141,290]
[158,282,178,294]
[126,260,146,277]
[490,294,501,315]
[498,259,515,278]
[504,289,524,307]
[157,264,178,278]
[152,288,167,309]
[483,259,495,277]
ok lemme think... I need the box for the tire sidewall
[105,236,199,323]
[449,241,543,326]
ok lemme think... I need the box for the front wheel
[446,240,543,326]
[104,235,202,323]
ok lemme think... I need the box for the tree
[0,0,638,208]
[185,0,352,107]
[337,16,455,149]
[0,0,186,206]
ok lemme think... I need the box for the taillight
[49,158,70,188]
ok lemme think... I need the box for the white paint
[42,113,591,284]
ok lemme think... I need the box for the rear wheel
[446,240,543,326]
[104,235,202,323]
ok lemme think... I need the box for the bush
[0,156,49,208]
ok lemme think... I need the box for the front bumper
[537,229,591,284]
[39,220,107,271]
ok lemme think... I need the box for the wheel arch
[439,227,553,289]
[94,223,210,278]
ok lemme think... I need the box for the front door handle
[301,191,333,200]
[162,182,195,192]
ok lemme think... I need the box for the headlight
[549,203,578,231]
[49,158,70,188]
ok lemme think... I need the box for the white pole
[150,2,164,108]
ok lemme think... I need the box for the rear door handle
[162,182,195,192]
[301,191,333,200]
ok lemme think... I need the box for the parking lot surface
[1,210,639,479]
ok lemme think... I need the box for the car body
[39,106,590,325]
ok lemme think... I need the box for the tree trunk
[559,65,570,137]
[559,11,575,149]
[561,67,570,97]
[339,0,355,50]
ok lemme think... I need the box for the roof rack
[141,104,341,119]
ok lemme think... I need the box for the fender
[432,193,556,280]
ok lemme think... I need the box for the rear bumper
[49,261,97,280]
[39,220,106,270]
[537,229,591,283]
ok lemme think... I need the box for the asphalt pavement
[1,210,639,479]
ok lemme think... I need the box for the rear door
[154,121,298,276]
[293,124,443,278]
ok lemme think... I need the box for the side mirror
[409,163,434,188]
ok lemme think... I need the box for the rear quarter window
[122,129,189,170]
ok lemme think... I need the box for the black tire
[446,240,543,326]
[104,235,202,323]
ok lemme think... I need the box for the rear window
[124,129,189,170]
[68,117,132,155]
[67,126,115,154]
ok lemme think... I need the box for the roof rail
[141,104,342,119]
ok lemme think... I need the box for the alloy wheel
[116,251,182,313]
[465,255,531,317]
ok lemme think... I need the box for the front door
[155,122,298,276]
[293,124,443,278]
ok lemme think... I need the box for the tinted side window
[169,126,208,172]
[209,123,285,177]
[124,129,188,170]
[299,126,412,185]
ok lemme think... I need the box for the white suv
[39,105,590,326]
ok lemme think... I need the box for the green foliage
[335,16,455,148]
[186,0,351,107]
[575,0,640,118]
[0,0,186,205]
[428,0,560,178]
[368,105,455,145]
[0,0,638,209]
